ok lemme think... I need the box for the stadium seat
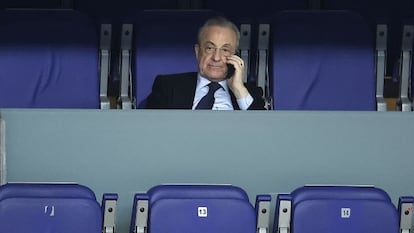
[129,184,271,233]
[322,0,414,111]
[76,0,187,21]
[0,182,118,233]
[1,0,73,9]
[274,185,413,233]
[118,10,224,109]
[201,0,309,19]
[322,0,414,78]
[264,10,377,110]
[0,9,111,109]
[75,1,190,103]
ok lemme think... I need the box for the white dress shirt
[192,75,253,110]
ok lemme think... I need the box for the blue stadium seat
[266,10,376,110]
[76,0,186,21]
[274,185,412,233]
[1,0,72,9]
[75,2,189,102]
[118,10,222,109]
[202,0,308,19]
[0,9,109,108]
[0,183,118,233]
[322,0,414,79]
[129,184,271,233]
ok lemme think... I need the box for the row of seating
[1,9,414,110]
[0,182,412,233]
[3,0,413,78]
[3,0,414,18]
[113,9,412,111]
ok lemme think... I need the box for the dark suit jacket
[145,72,265,110]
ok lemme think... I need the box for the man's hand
[225,55,249,99]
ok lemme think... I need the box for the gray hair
[197,16,240,48]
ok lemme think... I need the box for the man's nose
[212,49,223,60]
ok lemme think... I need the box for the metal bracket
[119,24,134,109]
[99,24,112,110]
[376,24,388,111]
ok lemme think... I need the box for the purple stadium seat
[274,185,410,233]
[202,0,308,19]
[129,184,271,233]
[0,183,118,233]
[0,9,100,108]
[270,10,376,110]
[322,0,414,78]
[1,0,66,9]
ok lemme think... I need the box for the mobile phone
[226,63,235,79]
[226,52,240,79]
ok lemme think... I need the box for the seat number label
[198,207,207,217]
[341,208,351,218]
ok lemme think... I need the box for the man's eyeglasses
[203,45,235,57]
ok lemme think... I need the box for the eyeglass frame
[201,43,236,57]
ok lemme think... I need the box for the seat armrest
[131,193,149,233]
[102,193,118,233]
[118,24,134,109]
[275,194,292,233]
[398,196,413,233]
[255,194,271,233]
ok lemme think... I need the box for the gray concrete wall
[1,109,413,233]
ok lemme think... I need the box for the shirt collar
[197,74,229,92]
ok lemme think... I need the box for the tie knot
[195,82,222,110]
[208,82,221,93]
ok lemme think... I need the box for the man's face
[195,26,238,82]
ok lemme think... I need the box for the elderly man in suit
[145,16,265,110]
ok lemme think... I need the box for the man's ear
[194,44,200,60]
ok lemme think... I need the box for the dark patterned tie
[195,82,222,109]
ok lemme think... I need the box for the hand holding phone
[225,52,240,79]
[226,63,235,79]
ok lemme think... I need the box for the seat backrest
[270,10,376,110]
[130,184,257,233]
[132,10,221,108]
[0,183,102,233]
[1,0,69,9]
[322,0,414,78]
[76,0,185,20]
[275,185,399,233]
[75,1,191,101]
[322,0,395,25]
[202,0,309,19]
[0,9,100,108]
